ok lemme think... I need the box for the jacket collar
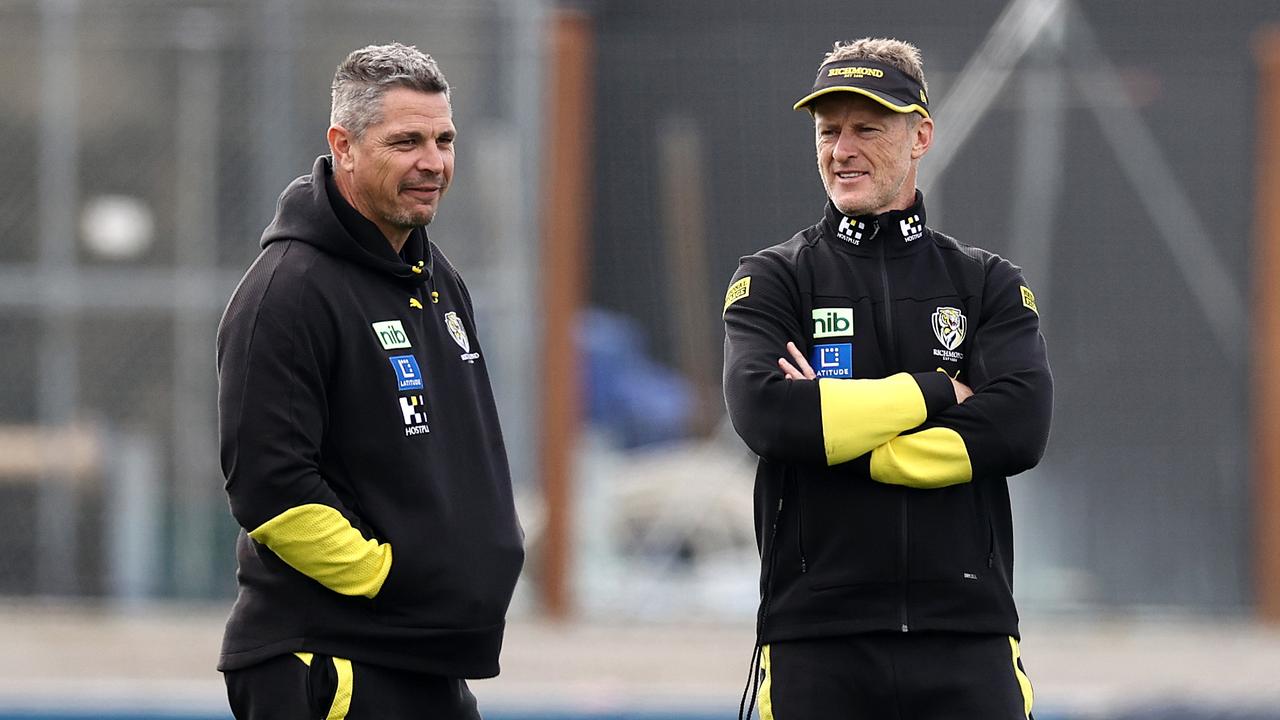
[322,157,433,285]
[821,190,928,256]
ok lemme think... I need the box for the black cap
[793,59,930,118]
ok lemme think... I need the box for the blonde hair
[823,38,928,97]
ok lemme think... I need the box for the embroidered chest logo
[399,394,430,436]
[445,311,481,363]
[899,214,923,242]
[445,312,469,352]
[837,216,866,245]
[931,306,966,363]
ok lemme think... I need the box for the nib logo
[372,320,412,350]
[812,307,854,338]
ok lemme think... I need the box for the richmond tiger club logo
[444,311,481,363]
[931,306,966,362]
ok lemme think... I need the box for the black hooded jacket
[723,192,1052,642]
[216,156,524,677]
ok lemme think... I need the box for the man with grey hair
[217,43,523,719]
[723,38,1052,718]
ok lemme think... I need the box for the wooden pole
[1254,27,1280,622]
[658,116,717,437]
[539,8,593,620]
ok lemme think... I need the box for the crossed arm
[776,341,976,488]
[778,340,973,403]
[722,255,1051,488]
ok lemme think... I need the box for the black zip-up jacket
[216,156,524,677]
[722,192,1051,642]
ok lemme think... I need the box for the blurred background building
[1,0,1279,718]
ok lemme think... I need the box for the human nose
[416,143,445,174]
[833,128,859,161]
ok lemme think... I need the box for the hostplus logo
[399,394,430,436]
[899,214,923,242]
[837,216,866,245]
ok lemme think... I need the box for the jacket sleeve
[869,260,1053,489]
[217,258,392,599]
[722,254,957,466]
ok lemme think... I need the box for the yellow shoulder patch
[724,276,751,313]
[1020,285,1038,314]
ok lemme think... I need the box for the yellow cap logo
[827,66,885,79]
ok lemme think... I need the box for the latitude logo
[810,343,853,378]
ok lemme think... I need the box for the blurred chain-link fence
[585,0,1271,613]
[1,0,1276,620]
[0,0,546,601]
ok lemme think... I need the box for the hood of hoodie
[260,155,433,286]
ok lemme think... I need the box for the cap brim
[793,86,930,118]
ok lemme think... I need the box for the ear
[327,125,357,171]
[910,115,934,160]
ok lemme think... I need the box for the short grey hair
[823,38,929,98]
[330,43,451,138]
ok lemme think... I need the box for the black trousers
[224,652,481,720]
[758,632,1035,720]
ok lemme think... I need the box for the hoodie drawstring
[739,486,788,720]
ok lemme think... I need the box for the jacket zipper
[987,514,995,569]
[874,222,894,362]
[874,222,910,633]
[900,498,910,632]
[795,479,808,574]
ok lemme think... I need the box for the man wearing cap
[722,38,1052,719]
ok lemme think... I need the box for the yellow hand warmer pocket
[870,427,972,488]
[249,503,392,598]
[819,374,928,465]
